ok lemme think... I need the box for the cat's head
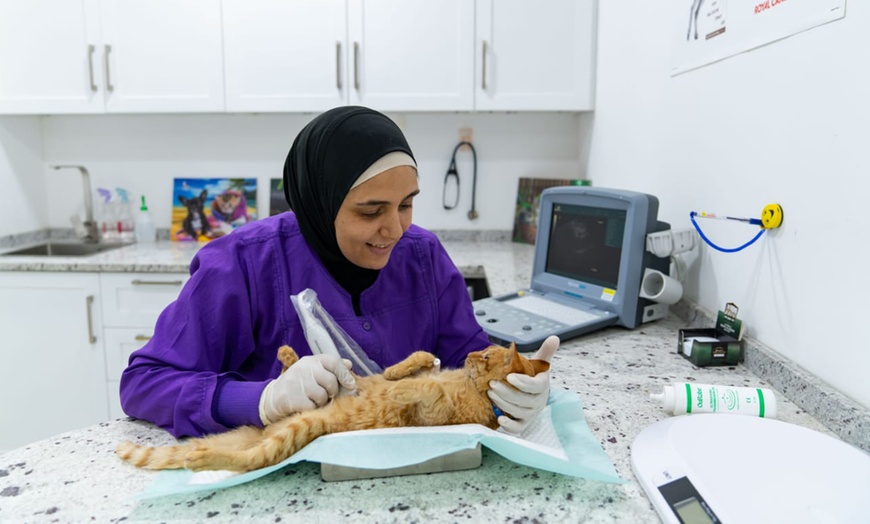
[213,190,243,214]
[464,343,550,387]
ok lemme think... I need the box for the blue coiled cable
[690,211,766,253]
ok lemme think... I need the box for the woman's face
[334,165,419,270]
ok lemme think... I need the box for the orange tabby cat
[116,343,549,472]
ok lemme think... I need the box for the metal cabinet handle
[134,334,152,342]
[104,44,114,93]
[336,41,342,90]
[87,45,97,92]
[353,41,360,91]
[131,279,183,286]
[481,40,489,90]
[86,295,97,344]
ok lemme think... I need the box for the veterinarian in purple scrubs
[120,106,556,438]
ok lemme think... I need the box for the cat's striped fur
[116,343,548,472]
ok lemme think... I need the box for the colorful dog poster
[171,178,257,242]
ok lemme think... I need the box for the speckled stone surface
[0,315,834,523]
[0,230,863,522]
[673,301,870,453]
[0,237,202,273]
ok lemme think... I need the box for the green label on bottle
[685,383,693,413]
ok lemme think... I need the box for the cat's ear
[530,359,550,375]
[508,344,533,376]
[507,343,551,376]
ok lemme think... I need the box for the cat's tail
[241,412,333,469]
[115,408,348,472]
[116,440,191,470]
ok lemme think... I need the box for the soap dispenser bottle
[135,195,156,243]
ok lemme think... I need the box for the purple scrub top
[119,213,490,437]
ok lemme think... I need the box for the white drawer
[100,272,188,328]
[104,326,153,381]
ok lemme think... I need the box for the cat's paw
[384,351,439,380]
[277,345,299,372]
[383,366,404,381]
[184,445,234,472]
[183,447,211,471]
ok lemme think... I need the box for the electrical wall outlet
[459,127,473,144]
[389,113,406,131]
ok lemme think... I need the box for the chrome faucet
[51,165,100,243]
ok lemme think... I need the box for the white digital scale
[631,414,870,523]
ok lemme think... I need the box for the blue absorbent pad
[136,388,624,499]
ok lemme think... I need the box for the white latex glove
[488,336,559,434]
[259,354,357,425]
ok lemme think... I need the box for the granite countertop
[0,238,202,273]
[0,232,864,522]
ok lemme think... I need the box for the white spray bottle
[651,382,777,418]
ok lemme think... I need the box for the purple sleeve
[429,240,492,368]
[119,240,268,438]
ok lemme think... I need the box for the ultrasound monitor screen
[545,203,626,289]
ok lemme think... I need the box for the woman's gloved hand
[259,354,357,425]
[488,336,559,434]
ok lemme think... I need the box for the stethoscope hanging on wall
[443,141,479,220]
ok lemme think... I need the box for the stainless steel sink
[1,241,130,257]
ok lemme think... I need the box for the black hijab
[283,106,415,305]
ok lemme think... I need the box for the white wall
[590,3,870,408]
[39,112,588,233]
[0,116,45,236]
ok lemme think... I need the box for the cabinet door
[0,273,108,453]
[0,0,105,114]
[475,0,596,111]
[104,327,151,420]
[223,0,347,112]
[347,0,474,112]
[99,0,224,113]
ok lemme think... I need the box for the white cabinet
[0,0,224,114]
[474,0,596,111]
[0,271,188,453]
[223,0,595,112]
[0,0,104,114]
[0,273,107,453]
[0,0,595,114]
[99,0,224,113]
[223,0,347,113]
[222,0,474,113]
[100,272,188,420]
[100,272,187,328]
[103,327,154,420]
[347,0,474,112]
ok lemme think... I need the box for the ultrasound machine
[472,186,677,351]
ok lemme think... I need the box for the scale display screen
[657,476,720,524]
[674,497,714,523]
